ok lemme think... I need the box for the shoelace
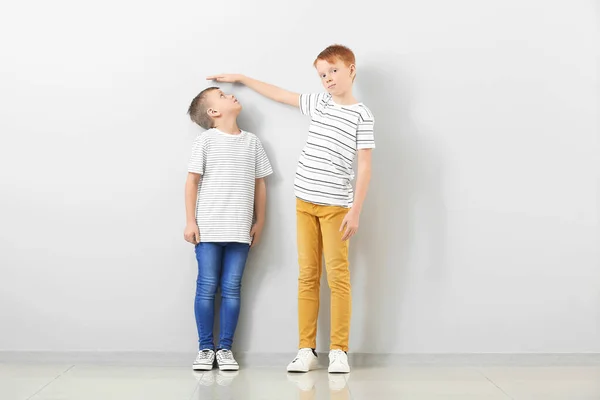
[218,349,234,361]
[197,350,213,361]
[293,348,314,362]
[330,350,344,363]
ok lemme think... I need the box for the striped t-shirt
[188,129,273,244]
[295,93,375,208]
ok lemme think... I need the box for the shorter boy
[185,87,273,371]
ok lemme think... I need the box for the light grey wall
[0,0,598,353]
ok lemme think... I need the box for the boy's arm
[184,172,201,244]
[254,178,267,225]
[250,178,267,248]
[352,149,373,216]
[340,149,372,241]
[207,74,299,108]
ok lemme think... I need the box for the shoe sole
[287,362,318,373]
[218,364,240,371]
[328,367,350,374]
[193,364,214,371]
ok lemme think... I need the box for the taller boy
[208,45,375,373]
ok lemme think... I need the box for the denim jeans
[194,242,250,351]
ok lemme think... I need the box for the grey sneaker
[193,349,215,371]
[216,349,239,371]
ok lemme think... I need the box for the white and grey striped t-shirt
[188,129,273,244]
[295,93,375,208]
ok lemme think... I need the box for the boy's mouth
[328,84,336,90]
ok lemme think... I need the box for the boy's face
[206,89,242,119]
[315,58,355,96]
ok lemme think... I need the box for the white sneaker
[328,350,350,373]
[193,349,215,371]
[286,348,319,373]
[216,349,239,371]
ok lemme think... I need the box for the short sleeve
[357,113,375,150]
[188,135,207,175]
[299,93,327,117]
[255,138,273,179]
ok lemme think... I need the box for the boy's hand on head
[250,222,264,249]
[184,222,200,245]
[340,209,360,241]
[206,74,243,83]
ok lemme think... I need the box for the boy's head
[187,87,241,129]
[313,44,356,97]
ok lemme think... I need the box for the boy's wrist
[350,205,362,215]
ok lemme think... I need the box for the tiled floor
[2,360,600,400]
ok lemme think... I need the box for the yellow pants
[296,198,351,352]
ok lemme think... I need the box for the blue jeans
[194,242,250,351]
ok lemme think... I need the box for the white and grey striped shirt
[188,129,273,244]
[295,93,375,208]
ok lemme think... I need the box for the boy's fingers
[339,219,347,232]
[343,226,355,241]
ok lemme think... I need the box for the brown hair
[313,44,356,67]
[187,87,219,130]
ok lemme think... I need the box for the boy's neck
[332,89,359,106]
[214,118,241,135]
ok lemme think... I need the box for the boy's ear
[349,64,356,79]
[207,108,220,117]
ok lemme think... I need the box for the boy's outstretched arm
[207,74,299,108]
[340,149,372,241]
[184,172,201,244]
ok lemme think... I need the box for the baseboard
[1,351,600,367]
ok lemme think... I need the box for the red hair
[313,44,356,67]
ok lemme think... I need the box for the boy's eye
[332,69,337,73]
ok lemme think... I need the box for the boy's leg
[318,205,351,352]
[296,198,323,349]
[194,243,223,350]
[218,242,250,350]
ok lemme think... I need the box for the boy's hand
[250,222,264,248]
[184,222,200,245]
[207,74,243,83]
[340,209,360,241]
